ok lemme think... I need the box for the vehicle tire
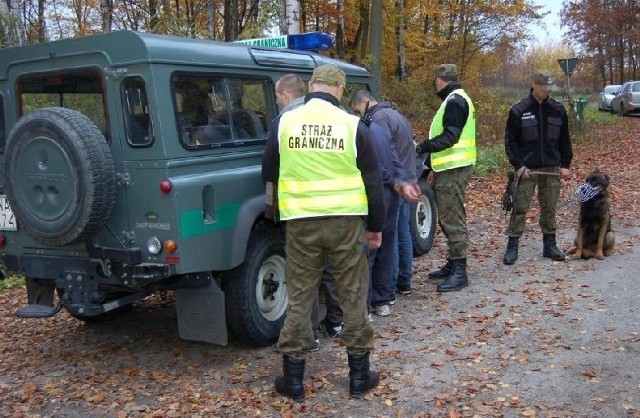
[223,223,287,347]
[410,178,437,257]
[4,107,116,246]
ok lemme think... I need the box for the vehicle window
[172,74,273,149]
[605,86,619,94]
[18,70,108,140]
[0,95,4,152]
[633,83,640,93]
[122,77,153,147]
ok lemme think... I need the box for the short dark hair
[349,89,376,107]
[276,73,306,98]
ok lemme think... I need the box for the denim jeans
[393,199,413,288]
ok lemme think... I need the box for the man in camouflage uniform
[262,64,385,401]
[416,64,476,292]
[502,70,573,265]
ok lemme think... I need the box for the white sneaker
[374,304,391,317]
[368,313,373,323]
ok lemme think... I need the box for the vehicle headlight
[147,237,162,255]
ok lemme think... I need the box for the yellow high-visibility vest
[429,89,476,172]
[277,98,368,220]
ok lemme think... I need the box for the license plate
[0,195,17,231]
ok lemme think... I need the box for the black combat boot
[503,237,519,265]
[543,234,565,261]
[436,258,468,292]
[428,258,452,280]
[348,351,380,398]
[275,355,306,402]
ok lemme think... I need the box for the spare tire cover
[4,107,117,246]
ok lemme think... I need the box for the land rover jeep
[0,31,436,347]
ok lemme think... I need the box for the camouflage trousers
[506,166,561,237]
[276,216,373,358]
[434,164,474,259]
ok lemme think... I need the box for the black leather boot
[275,355,305,402]
[503,237,519,265]
[428,259,452,280]
[436,259,468,292]
[348,352,380,398]
[543,234,565,261]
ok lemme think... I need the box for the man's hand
[365,231,382,249]
[560,168,571,180]
[395,182,421,202]
[517,166,530,179]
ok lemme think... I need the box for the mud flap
[175,280,228,346]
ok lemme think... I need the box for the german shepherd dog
[569,170,616,260]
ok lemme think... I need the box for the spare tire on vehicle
[4,107,117,246]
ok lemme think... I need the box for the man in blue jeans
[350,90,418,297]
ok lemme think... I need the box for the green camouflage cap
[310,64,346,86]
[533,70,555,86]
[435,63,458,79]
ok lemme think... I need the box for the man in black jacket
[502,70,573,265]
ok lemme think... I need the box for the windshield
[605,85,620,94]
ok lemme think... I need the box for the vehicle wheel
[410,178,437,257]
[4,107,117,246]
[223,223,287,346]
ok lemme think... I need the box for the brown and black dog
[569,170,616,260]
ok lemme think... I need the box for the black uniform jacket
[504,91,573,170]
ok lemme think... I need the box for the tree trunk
[335,0,345,58]
[395,0,407,81]
[285,0,301,34]
[370,0,382,96]
[101,0,113,33]
[224,0,238,41]
[0,0,25,46]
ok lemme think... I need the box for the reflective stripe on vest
[429,89,477,172]
[277,98,368,220]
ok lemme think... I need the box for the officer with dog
[262,64,385,401]
[502,70,573,265]
[415,63,476,292]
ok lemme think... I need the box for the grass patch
[0,274,25,291]
[476,142,510,177]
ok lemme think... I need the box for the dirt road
[1,119,639,417]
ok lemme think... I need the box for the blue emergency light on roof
[235,32,333,51]
[287,32,333,51]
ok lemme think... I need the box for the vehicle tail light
[0,233,5,247]
[160,179,172,194]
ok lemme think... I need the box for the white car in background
[598,84,621,111]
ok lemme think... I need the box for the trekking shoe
[388,294,396,305]
[321,318,342,338]
[374,304,391,317]
[395,284,412,295]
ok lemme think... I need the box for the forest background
[0,0,637,174]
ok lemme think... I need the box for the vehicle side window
[122,77,153,146]
[172,74,272,149]
[0,95,4,151]
[633,83,640,93]
[18,70,108,141]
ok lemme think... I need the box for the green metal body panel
[0,30,373,279]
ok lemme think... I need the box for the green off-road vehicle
[0,31,436,346]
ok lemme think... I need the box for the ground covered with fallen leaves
[1,117,639,418]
